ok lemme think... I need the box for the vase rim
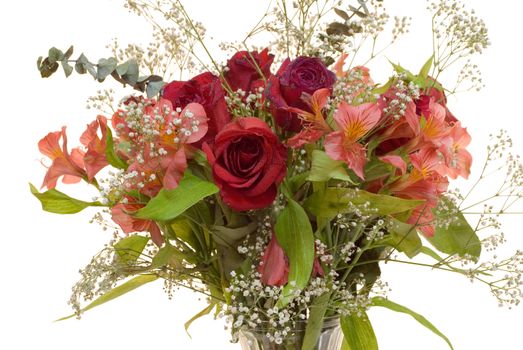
[239,315,340,334]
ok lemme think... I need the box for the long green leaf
[56,274,158,321]
[274,199,315,307]
[418,54,434,78]
[302,292,332,350]
[371,297,454,350]
[135,172,218,221]
[304,188,424,219]
[184,303,215,336]
[341,310,379,350]
[30,183,103,214]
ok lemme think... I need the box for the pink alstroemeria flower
[439,122,472,179]
[379,154,407,175]
[38,127,87,189]
[258,234,289,286]
[324,101,381,179]
[287,88,332,148]
[122,99,207,197]
[81,115,109,180]
[111,197,163,246]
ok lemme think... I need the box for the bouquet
[32,0,523,349]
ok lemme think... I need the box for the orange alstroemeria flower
[38,127,87,190]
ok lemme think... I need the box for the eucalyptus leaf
[56,274,158,321]
[341,310,378,350]
[122,59,139,86]
[61,60,73,77]
[334,8,349,20]
[48,47,64,64]
[275,199,315,308]
[39,57,59,78]
[135,172,218,222]
[97,57,118,82]
[64,45,74,59]
[371,297,454,350]
[146,80,166,98]
[30,183,103,214]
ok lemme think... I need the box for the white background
[1,1,522,349]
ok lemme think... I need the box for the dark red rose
[203,117,287,211]
[267,56,336,132]
[162,72,230,145]
[224,48,274,94]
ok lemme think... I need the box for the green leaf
[121,59,139,86]
[427,201,481,259]
[341,311,378,350]
[212,221,258,246]
[151,244,178,268]
[388,60,416,81]
[184,303,215,336]
[114,235,149,265]
[334,8,349,20]
[61,60,73,77]
[39,57,59,78]
[97,57,118,82]
[135,172,218,221]
[64,45,74,60]
[371,297,454,350]
[146,80,165,98]
[371,77,394,96]
[56,274,158,321]
[30,183,103,214]
[302,292,332,350]
[169,218,198,249]
[418,55,434,79]
[105,126,128,170]
[48,47,64,64]
[308,150,356,183]
[385,218,422,258]
[274,199,315,307]
[304,188,424,219]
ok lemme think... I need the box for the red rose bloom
[224,48,274,94]
[203,117,287,211]
[267,56,336,132]
[162,72,230,145]
[415,77,457,124]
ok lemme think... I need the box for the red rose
[203,117,287,211]
[162,72,230,145]
[267,56,336,132]
[224,48,274,94]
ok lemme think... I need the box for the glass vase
[238,317,343,350]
